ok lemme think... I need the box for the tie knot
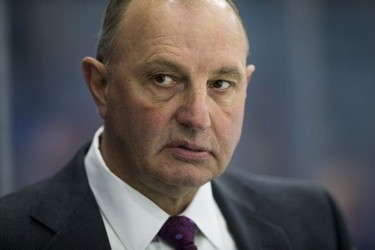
[158,216,198,250]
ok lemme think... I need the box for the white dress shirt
[85,127,237,250]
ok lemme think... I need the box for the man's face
[100,0,253,197]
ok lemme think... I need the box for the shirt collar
[182,183,227,248]
[85,126,223,249]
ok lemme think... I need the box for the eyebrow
[213,66,244,82]
[138,59,244,81]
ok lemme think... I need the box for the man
[0,0,351,249]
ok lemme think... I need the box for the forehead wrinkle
[147,31,242,58]
[139,39,190,68]
[139,58,189,75]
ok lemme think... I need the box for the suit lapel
[29,144,111,250]
[43,191,110,249]
[212,172,292,250]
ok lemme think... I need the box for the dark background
[1,0,374,249]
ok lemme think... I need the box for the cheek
[108,77,177,140]
[124,97,174,138]
[139,109,170,135]
[215,103,245,151]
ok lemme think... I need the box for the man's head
[82,0,254,211]
[96,0,248,65]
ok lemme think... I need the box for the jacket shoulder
[215,168,339,221]
[215,167,326,204]
[0,143,91,249]
[213,168,352,249]
[0,178,55,248]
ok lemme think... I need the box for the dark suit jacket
[0,144,351,249]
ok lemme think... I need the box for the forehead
[113,0,248,66]
[125,0,245,41]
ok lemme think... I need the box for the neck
[111,165,199,215]
[99,131,199,215]
[144,187,199,215]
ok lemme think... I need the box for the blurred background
[0,0,374,248]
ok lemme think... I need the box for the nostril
[175,91,212,130]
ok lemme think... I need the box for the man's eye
[211,80,231,90]
[152,74,175,87]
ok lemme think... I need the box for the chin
[162,167,216,188]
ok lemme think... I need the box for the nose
[176,87,211,131]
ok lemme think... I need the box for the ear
[246,64,256,83]
[82,57,108,119]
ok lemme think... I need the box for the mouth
[165,141,211,161]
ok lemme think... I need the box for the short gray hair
[96,0,245,65]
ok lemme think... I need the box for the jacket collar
[212,170,292,250]
[29,143,111,249]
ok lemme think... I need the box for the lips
[173,141,207,151]
[165,141,211,161]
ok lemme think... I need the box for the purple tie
[158,216,198,250]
